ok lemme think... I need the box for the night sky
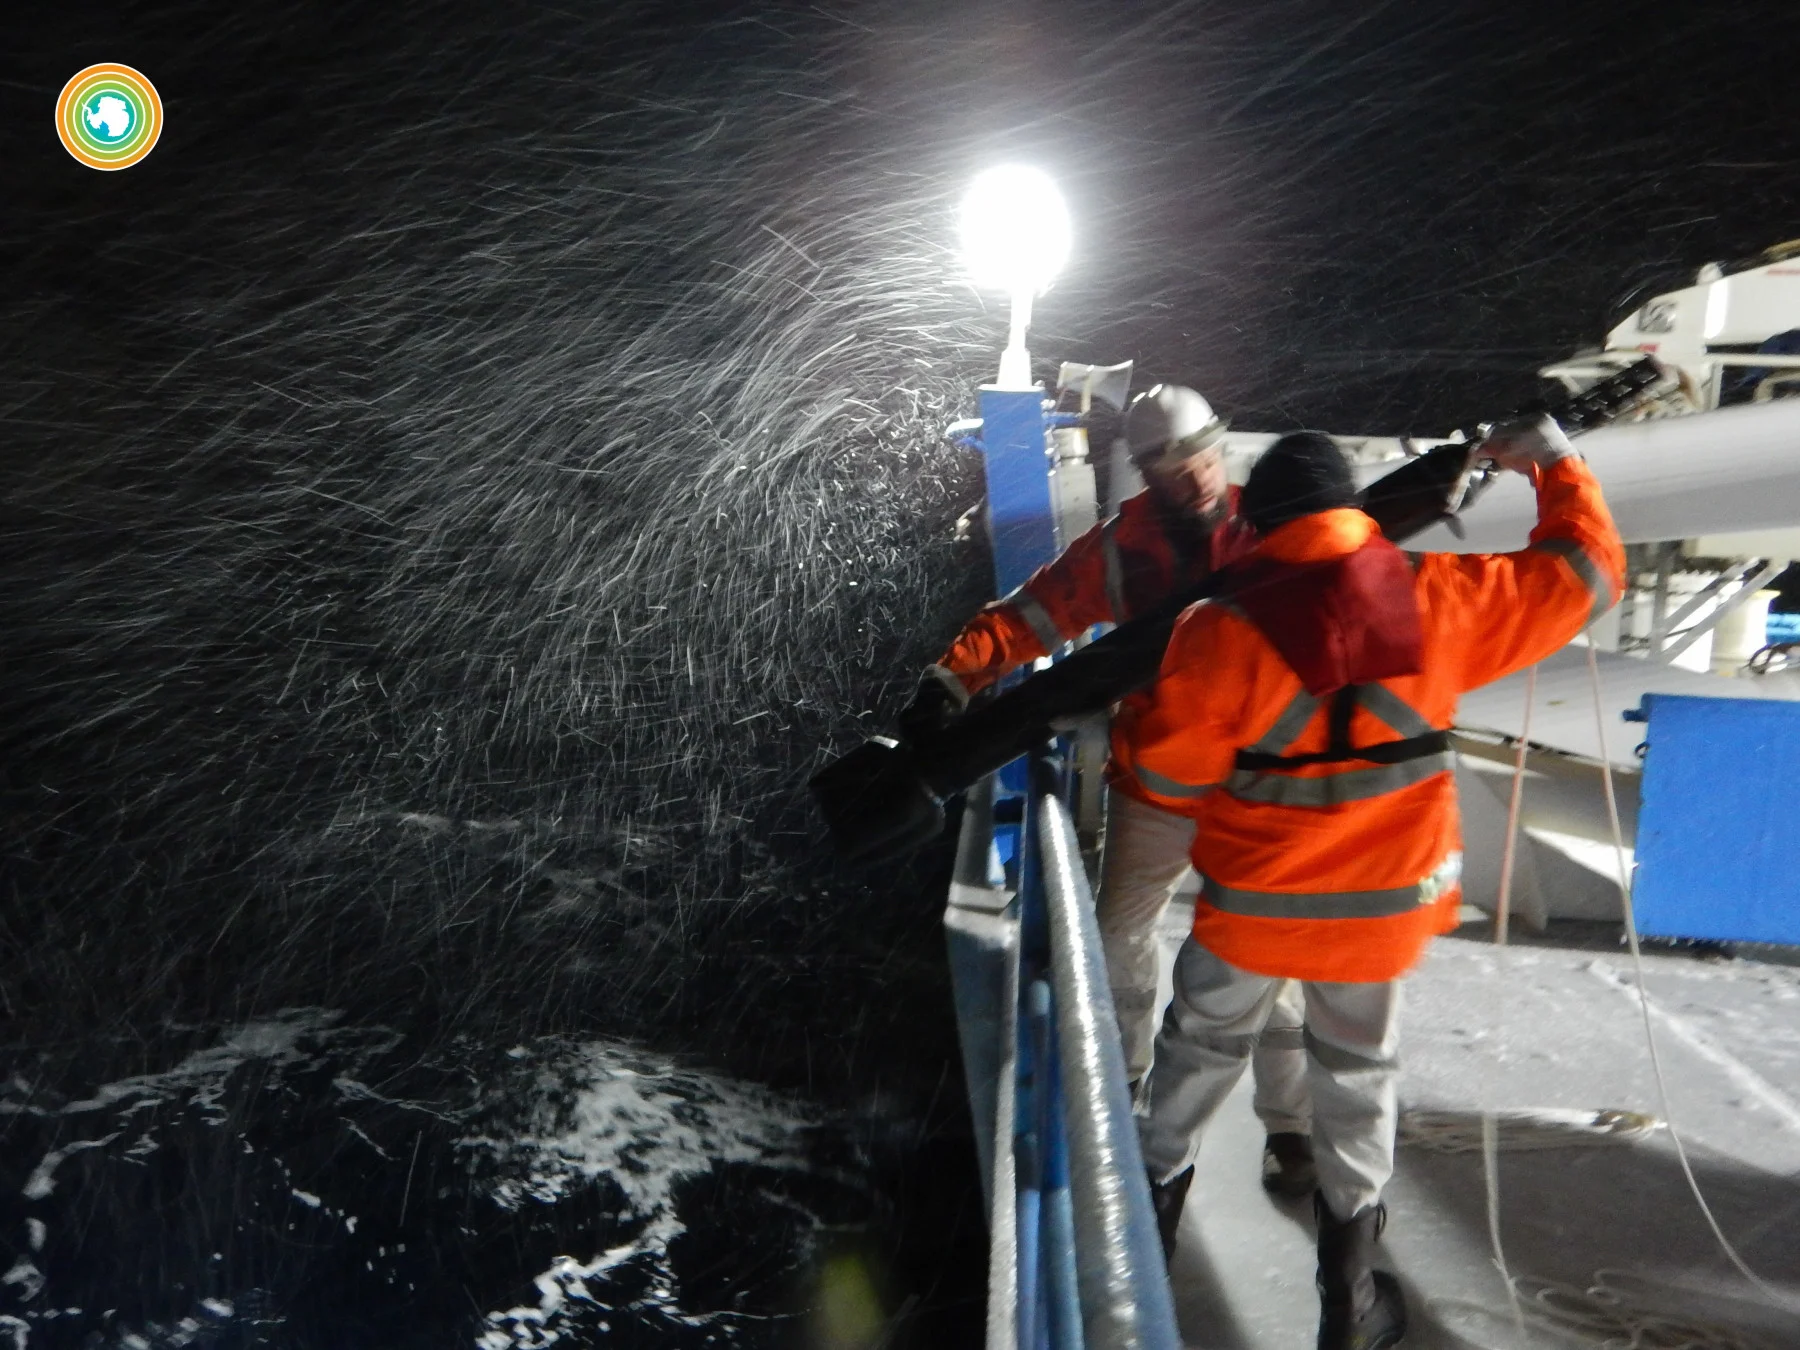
[2,2,1796,1345]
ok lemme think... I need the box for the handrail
[945,748,1182,1348]
[1034,761,1182,1350]
[929,379,1180,1347]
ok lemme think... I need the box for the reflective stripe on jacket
[934,487,1253,699]
[1111,457,1623,983]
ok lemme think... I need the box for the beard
[1151,489,1226,557]
[1191,498,1227,533]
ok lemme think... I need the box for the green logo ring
[69,83,149,156]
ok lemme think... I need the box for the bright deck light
[958,165,1071,295]
[959,166,1071,387]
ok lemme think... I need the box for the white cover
[1388,398,1800,552]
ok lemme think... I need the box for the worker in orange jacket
[904,386,1318,1196]
[1118,420,1622,1350]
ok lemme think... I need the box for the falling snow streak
[2,0,1797,1344]
[5,0,1796,1060]
[3,3,1015,1063]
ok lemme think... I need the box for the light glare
[958,165,1071,294]
[1702,278,1729,340]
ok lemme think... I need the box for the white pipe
[1385,398,1800,553]
[1711,588,1779,674]
[996,285,1035,390]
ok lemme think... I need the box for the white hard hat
[1125,384,1227,464]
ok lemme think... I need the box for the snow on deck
[1158,915,1800,1348]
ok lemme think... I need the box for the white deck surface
[1154,903,1800,1348]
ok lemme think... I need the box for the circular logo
[56,64,163,170]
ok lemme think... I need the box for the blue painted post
[1017,769,1054,1349]
[1020,751,1081,1348]
[977,385,1060,598]
[1041,1018,1085,1350]
[945,371,1086,1350]
[977,383,1058,805]
[1015,978,1048,1350]
[1029,980,1056,1350]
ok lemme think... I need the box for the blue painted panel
[977,385,1058,597]
[1766,611,1800,643]
[1635,693,1800,944]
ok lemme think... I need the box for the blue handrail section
[1032,759,1180,1349]
[946,751,1180,1350]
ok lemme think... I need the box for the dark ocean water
[2,0,1795,1343]
[2,1010,905,1346]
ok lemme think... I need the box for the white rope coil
[1454,641,1797,1350]
[1436,1269,1779,1350]
[1401,1106,1662,1154]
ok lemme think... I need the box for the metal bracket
[1651,558,1784,665]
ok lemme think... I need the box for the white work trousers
[1097,788,1310,1134]
[1139,941,1402,1219]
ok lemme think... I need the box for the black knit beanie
[1240,431,1360,534]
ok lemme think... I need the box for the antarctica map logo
[56,64,163,170]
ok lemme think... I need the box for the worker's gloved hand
[897,666,968,745]
[1482,414,1577,474]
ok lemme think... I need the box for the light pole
[948,165,1077,600]
[942,165,1076,1280]
[959,165,1072,390]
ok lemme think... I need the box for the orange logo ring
[56,63,163,171]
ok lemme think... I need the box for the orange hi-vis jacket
[935,487,1255,700]
[1111,457,1623,983]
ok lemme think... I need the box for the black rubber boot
[1315,1194,1407,1350]
[1261,1131,1318,1199]
[1147,1165,1194,1260]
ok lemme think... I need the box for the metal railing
[946,749,1180,1350]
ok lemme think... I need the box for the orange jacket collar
[1254,508,1378,564]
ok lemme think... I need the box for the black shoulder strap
[1234,684,1451,771]
[1327,685,1357,757]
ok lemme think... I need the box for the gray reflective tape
[1258,1026,1306,1051]
[1203,876,1432,920]
[1304,1025,1397,1073]
[1002,587,1066,652]
[1101,517,1129,623]
[1134,762,1218,800]
[924,662,972,709]
[1534,536,1615,623]
[1225,751,1454,807]
[1246,690,1321,757]
[1419,850,1463,903]
[1189,1029,1260,1060]
[1356,684,1434,738]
